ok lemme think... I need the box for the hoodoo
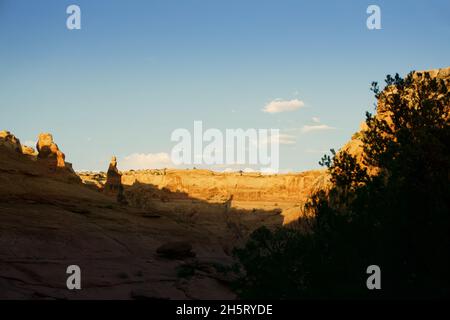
[104,156,127,204]
[36,133,67,170]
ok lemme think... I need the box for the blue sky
[1,0,449,172]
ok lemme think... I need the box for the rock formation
[0,130,22,153]
[104,156,128,204]
[120,168,328,204]
[104,156,121,192]
[21,145,38,158]
[36,133,67,170]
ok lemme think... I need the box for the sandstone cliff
[121,168,328,204]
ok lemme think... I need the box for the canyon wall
[120,168,328,204]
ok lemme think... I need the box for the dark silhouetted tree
[233,71,450,299]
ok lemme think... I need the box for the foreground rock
[0,132,235,299]
[157,241,196,260]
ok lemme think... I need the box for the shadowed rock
[104,156,128,205]
[156,241,195,260]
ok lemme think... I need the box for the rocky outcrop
[36,133,67,170]
[0,131,22,153]
[21,145,38,158]
[104,156,121,192]
[78,171,107,190]
[104,156,127,204]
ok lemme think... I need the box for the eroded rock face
[121,169,329,204]
[0,131,22,153]
[79,168,329,225]
[36,133,66,170]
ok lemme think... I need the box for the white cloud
[272,133,296,145]
[312,117,321,123]
[301,124,335,133]
[255,132,296,146]
[121,152,174,170]
[23,140,36,147]
[262,99,305,114]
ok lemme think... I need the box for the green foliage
[234,71,450,299]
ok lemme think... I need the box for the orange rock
[21,145,37,157]
[0,130,22,153]
[36,133,66,170]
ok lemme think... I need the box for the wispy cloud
[256,132,296,145]
[262,99,305,114]
[301,124,335,133]
[23,140,36,147]
[283,117,336,134]
[273,133,296,145]
[121,152,174,170]
[297,117,336,133]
